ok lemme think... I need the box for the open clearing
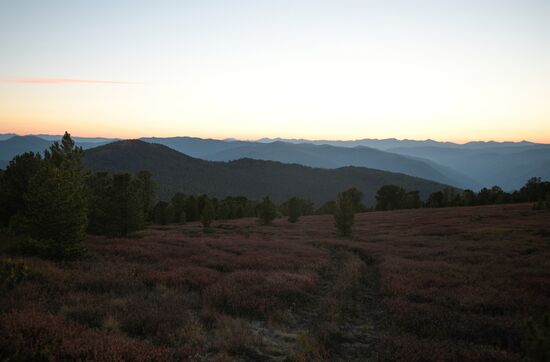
[1,204,549,361]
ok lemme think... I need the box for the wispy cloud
[0,77,137,85]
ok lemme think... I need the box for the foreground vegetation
[0,204,549,361]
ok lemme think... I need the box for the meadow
[1,203,549,361]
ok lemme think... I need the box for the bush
[526,314,550,362]
[0,258,30,289]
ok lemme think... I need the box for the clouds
[0,78,136,85]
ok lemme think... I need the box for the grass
[1,203,549,361]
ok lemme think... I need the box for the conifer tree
[17,132,88,259]
[201,197,215,230]
[287,197,301,223]
[258,196,277,225]
[334,188,362,236]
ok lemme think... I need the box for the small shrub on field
[142,265,220,290]
[215,315,260,356]
[288,330,325,362]
[101,316,120,332]
[0,308,170,361]
[119,290,192,344]
[175,316,208,356]
[203,270,317,317]
[525,314,550,362]
[0,258,30,289]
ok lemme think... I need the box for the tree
[287,197,301,223]
[85,172,112,235]
[334,188,362,236]
[258,196,277,225]
[15,133,88,259]
[201,197,215,230]
[170,193,186,223]
[135,171,155,221]
[0,152,43,227]
[153,201,172,225]
[106,173,145,236]
[185,195,199,222]
[376,185,406,211]
[427,191,445,208]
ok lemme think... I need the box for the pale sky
[1,0,549,142]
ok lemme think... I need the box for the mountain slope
[203,141,473,188]
[83,140,452,206]
[0,136,53,161]
[388,145,550,190]
[0,135,114,162]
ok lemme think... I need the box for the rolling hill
[140,137,474,188]
[83,140,452,206]
[387,145,550,190]
[202,141,475,188]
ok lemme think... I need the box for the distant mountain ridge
[83,140,452,206]
[0,135,113,162]
[2,134,548,190]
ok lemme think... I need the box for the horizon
[1,1,549,143]
[1,131,548,146]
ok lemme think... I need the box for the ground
[1,204,549,361]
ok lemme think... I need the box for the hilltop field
[1,203,549,361]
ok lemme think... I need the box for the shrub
[526,314,550,362]
[0,258,30,289]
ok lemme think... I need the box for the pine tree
[287,197,301,223]
[334,188,362,236]
[170,193,186,223]
[201,197,215,231]
[0,152,43,227]
[108,173,145,236]
[258,196,277,225]
[17,132,88,259]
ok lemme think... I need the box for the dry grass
[1,203,549,360]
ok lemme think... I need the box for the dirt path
[248,243,385,361]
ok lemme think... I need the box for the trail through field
[250,243,385,361]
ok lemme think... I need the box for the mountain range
[82,140,450,206]
[1,134,549,191]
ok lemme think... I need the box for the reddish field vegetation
[1,203,549,361]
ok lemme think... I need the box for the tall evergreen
[108,173,145,236]
[170,193,186,223]
[0,152,43,227]
[201,197,215,230]
[16,132,88,259]
[287,197,301,223]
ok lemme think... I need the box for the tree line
[1,133,548,259]
[374,178,550,211]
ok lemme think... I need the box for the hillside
[202,141,474,188]
[83,140,452,205]
[0,135,53,161]
[388,145,550,190]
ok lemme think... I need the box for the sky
[0,0,549,142]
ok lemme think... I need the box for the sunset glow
[1,0,549,142]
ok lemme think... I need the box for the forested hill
[83,140,452,206]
